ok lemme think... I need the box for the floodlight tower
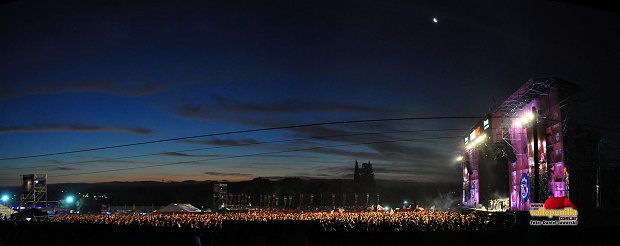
[19,174,48,210]
[213,183,228,211]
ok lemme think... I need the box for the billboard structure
[461,77,596,211]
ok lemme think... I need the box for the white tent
[156,203,201,213]
[0,204,16,218]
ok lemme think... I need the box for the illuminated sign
[465,117,491,145]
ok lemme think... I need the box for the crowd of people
[51,210,509,231]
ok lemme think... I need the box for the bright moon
[433,18,438,23]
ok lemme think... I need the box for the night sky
[1,0,619,186]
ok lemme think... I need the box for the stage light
[526,111,534,121]
[514,120,522,128]
[66,196,75,204]
[1,194,8,202]
[520,117,528,125]
[404,201,408,205]
[456,156,463,161]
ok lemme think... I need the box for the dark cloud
[0,81,164,101]
[254,176,301,180]
[159,152,228,158]
[50,166,79,171]
[289,135,455,166]
[182,138,260,146]
[309,166,352,177]
[203,171,252,177]
[55,159,163,169]
[212,95,393,114]
[173,94,396,123]
[0,124,153,135]
[264,154,331,159]
[174,104,216,119]
[296,141,461,182]
[160,152,194,157]
[92,159,154,164]
[172,101,394,145]
[170,100,462,181]
[176,101,455,152]
[211,138,259,146]
[292,125,362,140]
[235,154,316,159]
[367,140,448,161]
[305,147,382,161]
[44,159,63,164]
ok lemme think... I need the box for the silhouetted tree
[360,161,376,192]
[353,160,360,183]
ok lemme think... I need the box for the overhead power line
[0,128,467,171]
[0,116,482,161]
[48,135,462,178]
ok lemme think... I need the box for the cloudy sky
[1,0,619,186]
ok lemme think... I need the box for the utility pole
[533,106,539,203]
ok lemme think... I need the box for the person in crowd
[50,210,505,231]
